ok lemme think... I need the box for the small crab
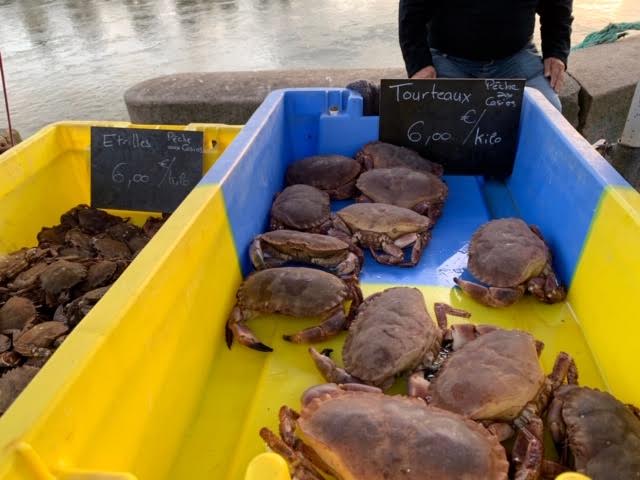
[225,267,362,352]
[270,185,332,233]
[310,287,470,389]
[330,203,431,266]
[0,129,22,154]
[8,261,49,291]
[355,141,444,176]
[356,167,448,220]
[0,366,39,414]
[285,155,362,200]
[13,321,69,358]
[81,260,118,291]
[91,235,131,259]
[454,218,566,307]
[0,296,36,331]
[142,214,168,238]
[249,230,362,278]
[545,386,640,479]
[62,285,111,327]
[0,250,30,283]
[410,325,577,479]
[39,260,87,305]
[260,383,509,480]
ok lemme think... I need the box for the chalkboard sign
[379,78,525,177]
[90,127,204,213]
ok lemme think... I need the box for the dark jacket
[399,0,573,77]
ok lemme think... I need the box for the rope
[572,22,640,50]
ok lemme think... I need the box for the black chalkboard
[379,78,525,177]
[90,127,204,213]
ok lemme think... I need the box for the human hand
[544,57,565,92]
[411,66,437,79]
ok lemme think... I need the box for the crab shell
[0,366,39,414]
[356,167,448,216]
[427,328,544,421]
[343,287,441,388]
[285,155,362,199]
[468,218,550,287]
[253,230,351,260]
[237,267,349,317]
[355,141,444,177]
[270,185,331,232]
[548,386,640,479]
[336,203,431,238]
[0,296,36,331]
[39,260,87,296]
[297,389,508,479]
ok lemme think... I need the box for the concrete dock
[124,36,640,178]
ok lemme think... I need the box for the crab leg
[408,371,431,398]
[512,416,544,480]
[225,306,273,352]
[398,231,430,267]
[308,347,362,385]
[433,302,471,330]
[453,277,526,307]
[282,306,347,344]
[516,351,577,428]
[259,428,324,480]
[528,265,566,304]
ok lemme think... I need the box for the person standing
[398,0,573,111]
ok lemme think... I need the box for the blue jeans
[430,43,562,111]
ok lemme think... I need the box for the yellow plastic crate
[0,120,240,254]
[0,120,240,479]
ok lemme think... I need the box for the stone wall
[124,36,640,145]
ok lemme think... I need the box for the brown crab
[454,218,566,307]
[0,366,39,414]
[330,203,431,266]
[285,155,362,200]
[0,296,36,331]
[60,285,111,327]
[545,386,640,479]
[410,325,577,479]
[269,185,332,233]
[39,260,87,305]
[0,129,22,154]
[260,383,509,480]
[310,287,469,389]
[13,321,69,358]
[355,141,444,176]
[225,267,362,352]
[356,167,448,220]
[249,230,362,278]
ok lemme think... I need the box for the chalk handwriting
[407,121,452,146]
[158,157,190,187]
[462,109,487,145]
[103,133,152,149]
[388,82,472,105]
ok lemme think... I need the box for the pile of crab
[225,141,638,479]
[0,205,166,414]
[260,292,640,480]
[227,141,449,352]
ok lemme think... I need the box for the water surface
[0,0,638,135]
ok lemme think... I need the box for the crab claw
[226,305,273,352]
[453,277,525,308]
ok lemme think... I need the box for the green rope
[572,22,640,50]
